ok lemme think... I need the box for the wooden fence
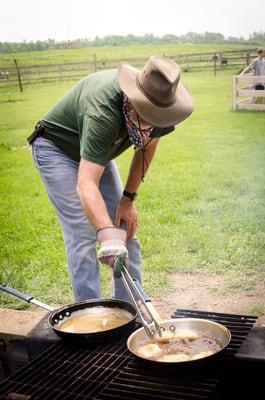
[0,48,257,91]
[232,75,265,111]
[175,49,255,71]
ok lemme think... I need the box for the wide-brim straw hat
[118,56,194,128]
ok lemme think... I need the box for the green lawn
[0,43,254,67]
[0,67,264,310]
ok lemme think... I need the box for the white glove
[97,227,128,277]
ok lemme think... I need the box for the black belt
[27,121,48,145]
[40,130,50,139]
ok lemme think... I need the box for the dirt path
[152,273,265,327]
[0,273,264,335]
[0,308,46,335]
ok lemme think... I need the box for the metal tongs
[121,267,163,340]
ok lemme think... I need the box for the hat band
[136,75,175,108]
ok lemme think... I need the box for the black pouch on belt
[27,121,45,145]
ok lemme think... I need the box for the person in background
[27,56,194,303]
[240,47,265,102]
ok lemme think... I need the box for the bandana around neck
[122,94,153,150]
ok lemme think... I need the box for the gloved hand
[97,227,128,277]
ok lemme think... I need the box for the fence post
[213,53,218,76]
[93,54,97,73]
[13,59,23,92]
[232,76,237,111]
[246,53,250,65]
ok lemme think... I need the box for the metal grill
[0,309,257,400]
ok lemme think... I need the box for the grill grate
[0,309,257,400]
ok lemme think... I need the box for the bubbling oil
[136,329,222,362]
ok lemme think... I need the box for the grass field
[0,51,264,310]
[0,43,255,67]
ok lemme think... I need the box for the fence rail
[232,75,265,111]
[0,49,257,90]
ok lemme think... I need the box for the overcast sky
[1,0,264,42]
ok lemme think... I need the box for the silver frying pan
[120,269,231,366]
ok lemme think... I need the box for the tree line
[1,31,265,53]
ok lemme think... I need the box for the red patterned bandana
[122,94,153,150]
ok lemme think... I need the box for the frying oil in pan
[137,329,222,362]
[59,307,131,333]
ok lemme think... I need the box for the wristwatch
[123,190,137,201]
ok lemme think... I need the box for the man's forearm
[77,159,113,230]
[241,66,250,74]
[124,138,159,192]
[77,181,114,230]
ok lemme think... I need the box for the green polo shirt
[42,69,175,165]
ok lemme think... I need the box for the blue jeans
[31,136,141,302]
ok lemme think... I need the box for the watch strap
[123,190,137,201]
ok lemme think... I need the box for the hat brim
[118,62,194,128]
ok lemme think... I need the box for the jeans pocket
[32,137,64,168]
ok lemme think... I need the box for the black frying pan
[0,284,137,345]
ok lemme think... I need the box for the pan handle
[0,284,54,312]
[0,284,33,302]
